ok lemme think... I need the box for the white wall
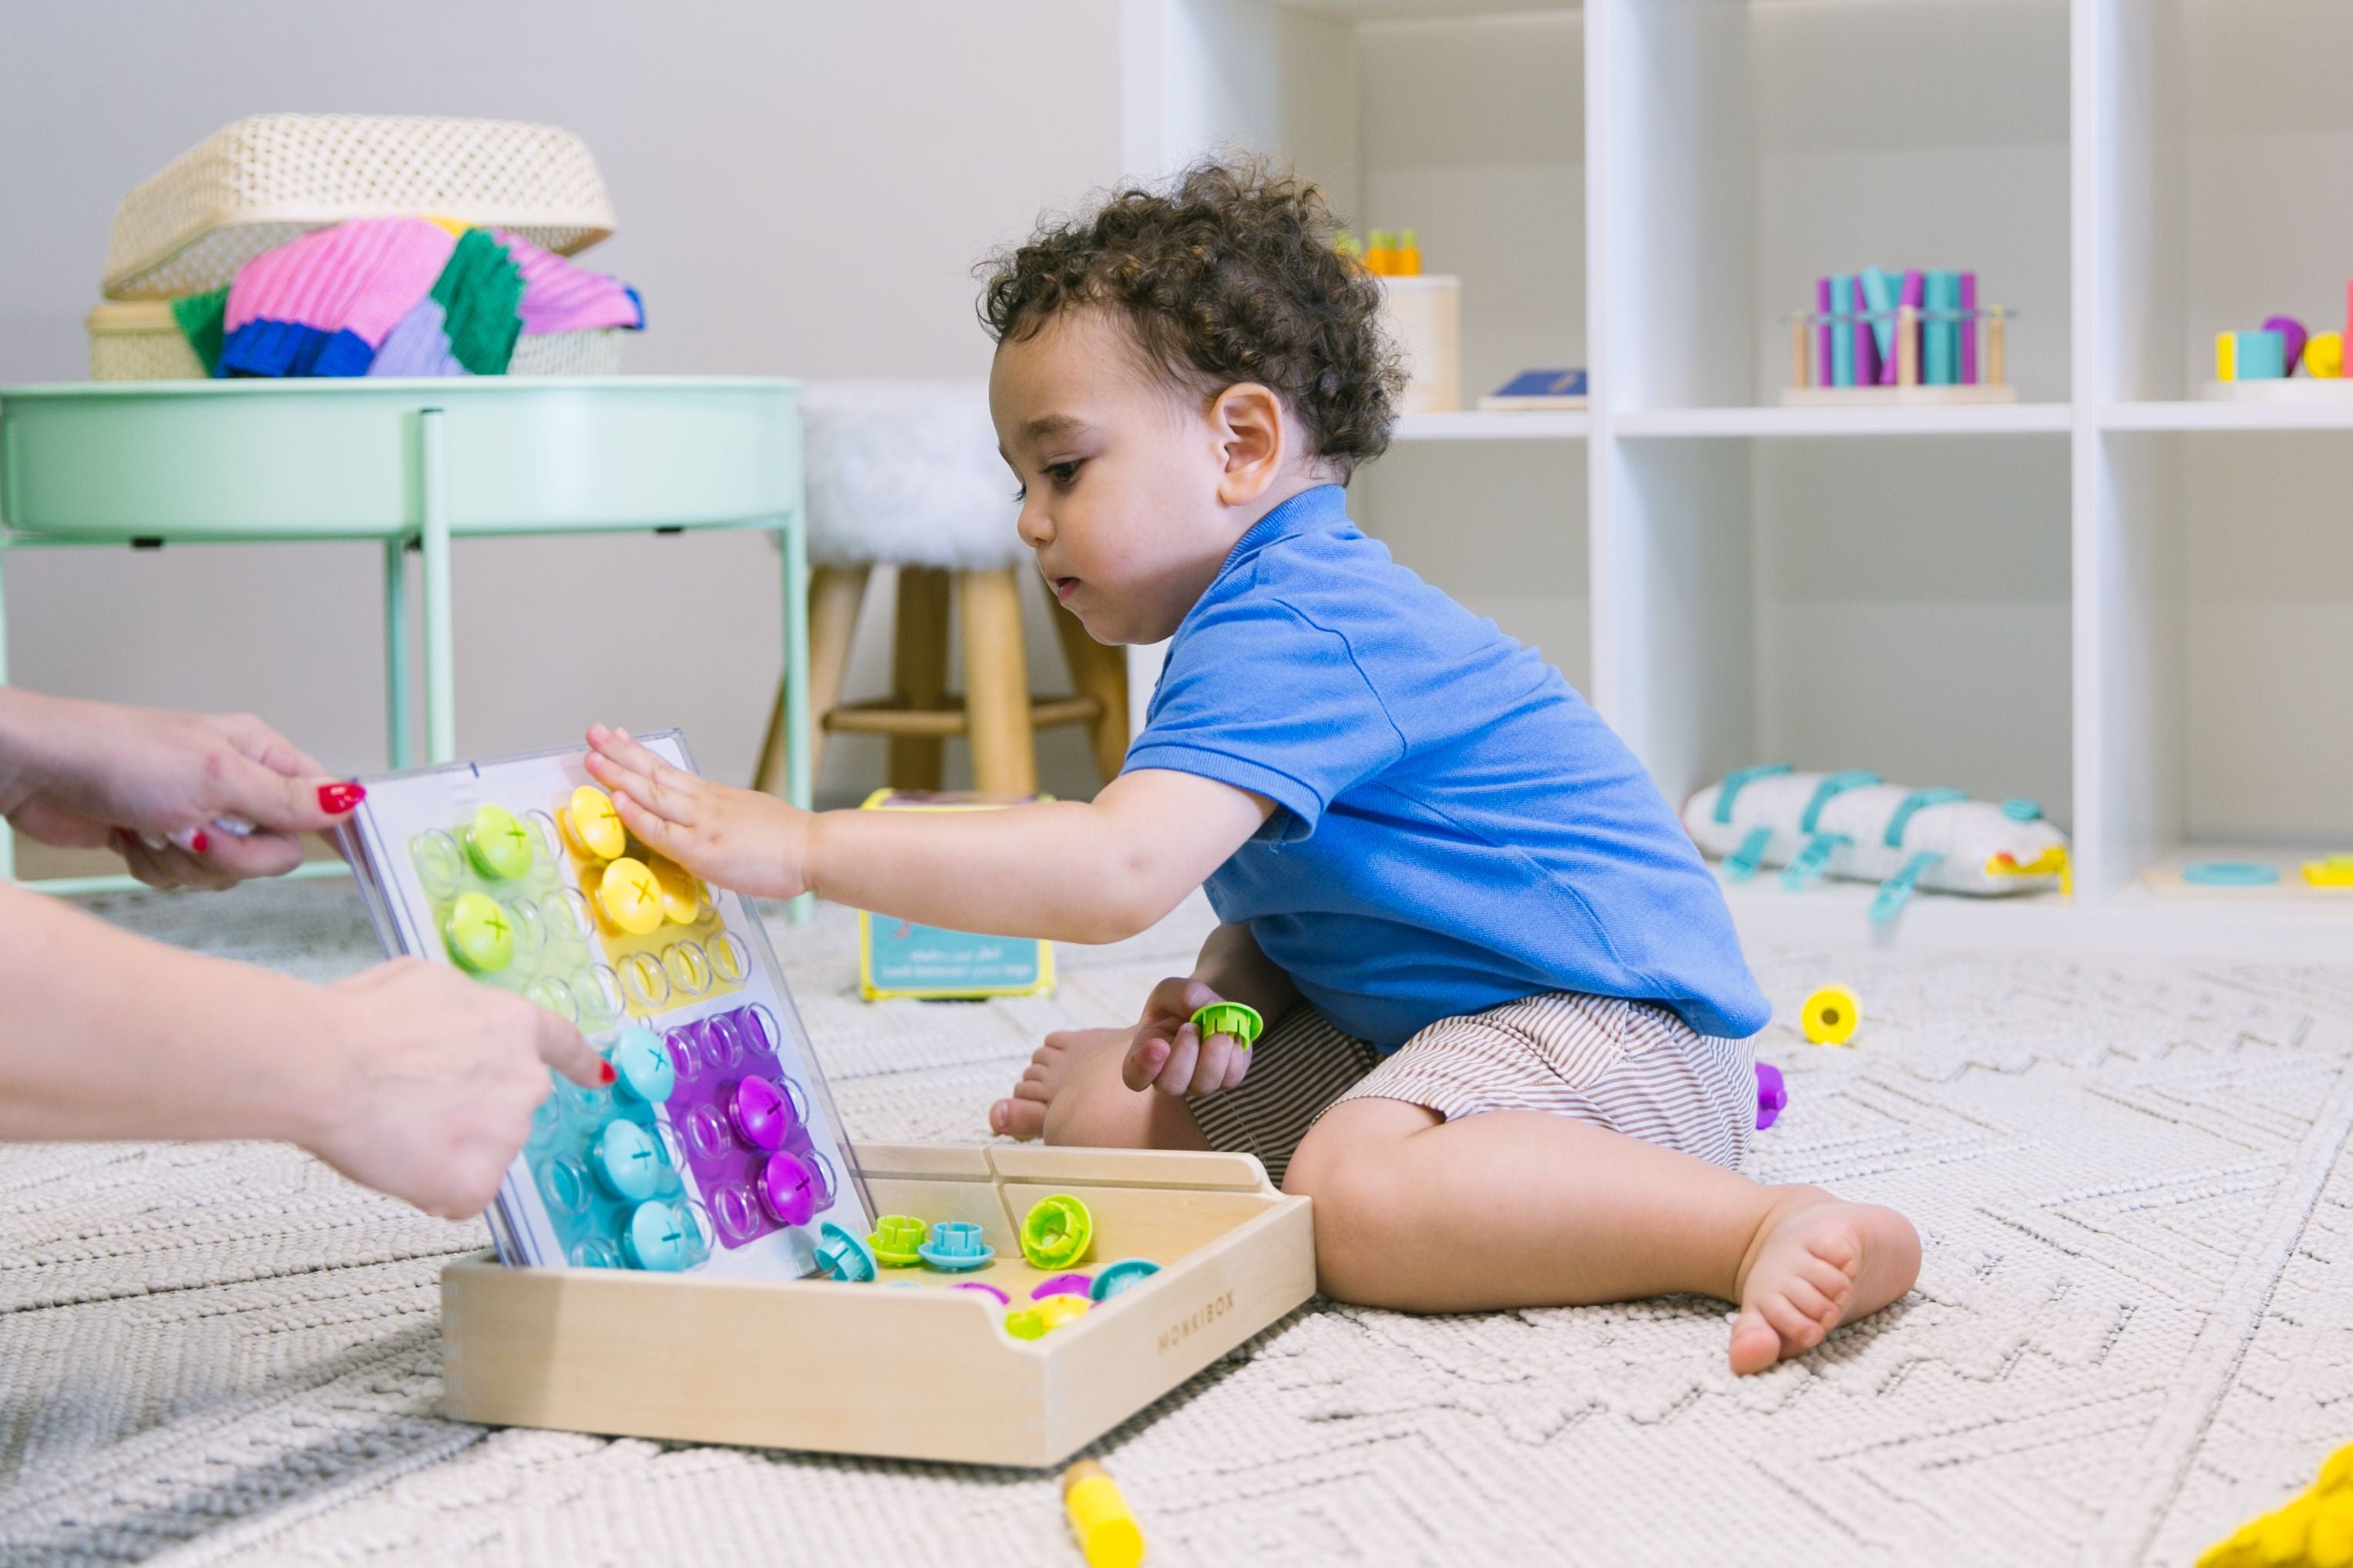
[0,0,1124,805]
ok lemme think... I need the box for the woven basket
[86,301,626,381]
[103,116,617,300]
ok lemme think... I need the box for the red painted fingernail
[318,782,365,814]
[598,1061,617,1085]
[190,831,210,854]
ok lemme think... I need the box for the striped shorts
[1187,992,1757,1188]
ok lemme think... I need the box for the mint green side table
[0,377,809,898]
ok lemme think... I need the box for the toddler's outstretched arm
[584,725,1271,943]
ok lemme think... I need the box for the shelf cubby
[1605,433,2071,817]
[1598,0,2072,415]
[2092,0,2353,411]
[1122,0,2353,953]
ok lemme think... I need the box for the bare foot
[1727,1187,1920,1375]
[989,1026,1128,1140]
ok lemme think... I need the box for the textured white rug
[2,880,2351,1567]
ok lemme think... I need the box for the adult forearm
[0,885,339,1146]
[803,800,1176,943]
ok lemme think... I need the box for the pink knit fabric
[223,217,459,347]
[495,229,643,334]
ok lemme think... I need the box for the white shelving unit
[1120,0,2353,959]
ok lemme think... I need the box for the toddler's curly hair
[978,158,1402,480]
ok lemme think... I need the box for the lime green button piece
[1020,1194,1094,1270]
[446,891,516,973]
[1190,1001,1264,1050]
[466,804,534,881]
[869,1214,927,1268]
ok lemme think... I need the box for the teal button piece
[1091,1259,1162,1301]
[607,1024,677,1103]
[591,1118,664,1202]
[917,1220,997,1272]
[624,1200,700,1272]
[813,1220,879,1283]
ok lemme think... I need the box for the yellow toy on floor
[2200,1443,2353,1566]
[1802,985,1862,1046]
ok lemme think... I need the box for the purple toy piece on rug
[1755,1061,1788,1130]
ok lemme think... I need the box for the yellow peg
[1062,1460,1145,1568]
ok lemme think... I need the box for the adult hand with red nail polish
[0,689,362,890]
[301,959,606,1219]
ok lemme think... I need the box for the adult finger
[213,747,365,836]
[217,711,334,782]
[119,834,236,891]
[197,828,308,881]
[533,1008,609,1088]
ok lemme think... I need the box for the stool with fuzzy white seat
[752,381,1128,800]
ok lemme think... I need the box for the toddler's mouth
[1051,576,1079,601]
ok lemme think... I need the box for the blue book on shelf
[1924,270,1960,385]
[1477,368,1588,410]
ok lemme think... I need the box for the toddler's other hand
[1124,974,1253,1099]
[307,958,609,1219]
[583,724,811,901]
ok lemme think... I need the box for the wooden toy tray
[442,1143,1316,1467]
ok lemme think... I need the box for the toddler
[587,160,1918,1372]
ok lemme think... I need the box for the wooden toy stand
[442,1143,1316,1467]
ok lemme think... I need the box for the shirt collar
[1226,482,1350,565]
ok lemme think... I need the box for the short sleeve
[1123,593,1405,836]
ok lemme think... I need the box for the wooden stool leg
[1050,595,1131,786]
[753,563,868,797]
[959,567,1037,796]
[890,566,953,790]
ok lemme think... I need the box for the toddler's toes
[1729,1309,1782,1376]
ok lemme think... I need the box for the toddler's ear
[1208,382,1286,505]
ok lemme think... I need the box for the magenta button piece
[729,1076,798,1152]
[1755,1061,1789,1131]
[955,1281,1010,1305]
[757,1152,819,1227]
[1032,1273,1094,1300]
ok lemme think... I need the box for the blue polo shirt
[1124,483,1768,1049]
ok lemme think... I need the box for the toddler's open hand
[1124,975,1253,1099]
[583,724,811,901]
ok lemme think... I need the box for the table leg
[384,536,412,769]
[781,508,814,924]
[418,408,455,763]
